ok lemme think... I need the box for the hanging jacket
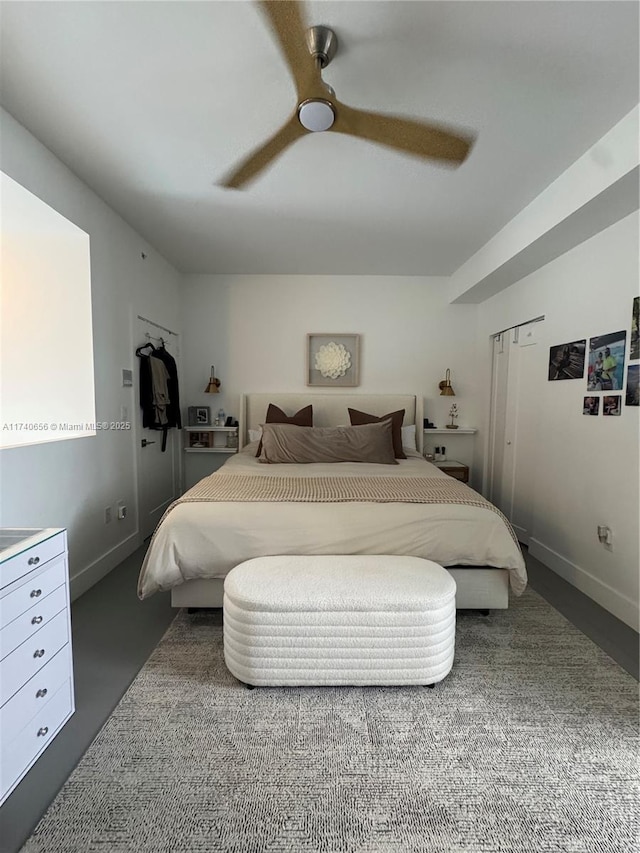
[152,345,182,429]
[139,352,157,430]
[149,356,170,426]
[138,344,181,452]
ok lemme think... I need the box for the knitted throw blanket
[179,473,478,504]
[163,474,519,548]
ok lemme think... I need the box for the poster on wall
[583,397,599,415]
[586,331,626,391]
[603,396,621,416]
[631,297,639,360]
[625,364,639,406]
[547,339,586,380]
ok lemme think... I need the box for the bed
[138,393,527,610]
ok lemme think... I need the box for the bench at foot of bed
[222,555,457,688]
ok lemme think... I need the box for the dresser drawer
[0,678,73,805]
[0,645,71,744]
[1,583,68,662]
[0,610,69,706]
[0,531,65,592]
[1,555,67,627]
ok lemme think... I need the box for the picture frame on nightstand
[188,406,211,426]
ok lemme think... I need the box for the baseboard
[528,537,639,631]
[512,523,529,546]
[69,532,142,602]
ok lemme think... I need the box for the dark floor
[524,551,638,680]
[0,546,637,853]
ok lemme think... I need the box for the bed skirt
[171,566,509,610]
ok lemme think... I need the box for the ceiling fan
[220,0,474,189]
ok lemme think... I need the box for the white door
[135,319,181,540]
[488,332,510,510]
[488,320,543,544]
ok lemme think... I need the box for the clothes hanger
[135,342,156,357]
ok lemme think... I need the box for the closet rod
[492,315,545,339]
[137,315,178,336]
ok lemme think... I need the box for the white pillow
[401,424,417,451]
[248,428,262,444]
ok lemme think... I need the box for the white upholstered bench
[222,555,456,688]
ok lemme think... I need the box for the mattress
[138,445,527,599]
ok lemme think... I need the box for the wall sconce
[438,368,455,396]
[204,365,221,394]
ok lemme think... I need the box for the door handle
[506,440,512,445]
[141,439,156,447]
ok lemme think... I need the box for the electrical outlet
[117,503,127,520]
[597,525,613,549]
[104,506,112,524]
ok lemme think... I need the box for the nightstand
[183,426,238,453]
[183,426,239,490]
[433,460,469,483]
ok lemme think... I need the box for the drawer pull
[37,727,49,737]
[28,556,41,566]
[32,615,44,625]
[36,688,48,698]
[30,589,43,598]
[33,648,46,658]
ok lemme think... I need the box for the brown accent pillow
[255,404,313,456]
[348,408,406,459]
[258,421,398,465]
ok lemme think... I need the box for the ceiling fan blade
[219,112,308,189]
[331,101,473,165]
[259,0,325,100]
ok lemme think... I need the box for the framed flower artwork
[307,334,360,387]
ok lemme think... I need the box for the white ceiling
[1,1,638,275]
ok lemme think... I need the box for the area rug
[21,590,638,853]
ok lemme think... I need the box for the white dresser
[0,528,75,805]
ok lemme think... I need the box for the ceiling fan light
[298,99,335,132]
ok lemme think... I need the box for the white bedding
[138,445,527,599]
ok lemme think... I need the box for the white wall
[181,274,481,473]
[476,211,639,629]
[0,109,183,597]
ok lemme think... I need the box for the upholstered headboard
[239,393,423,453]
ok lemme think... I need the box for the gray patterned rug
[22,590,638,853]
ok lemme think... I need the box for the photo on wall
[583,396,600,416]
[603,396,621,416]
[631,297,639,360]
[586,331,626,391]
[625,364,639,407]
[548,339,586,380]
